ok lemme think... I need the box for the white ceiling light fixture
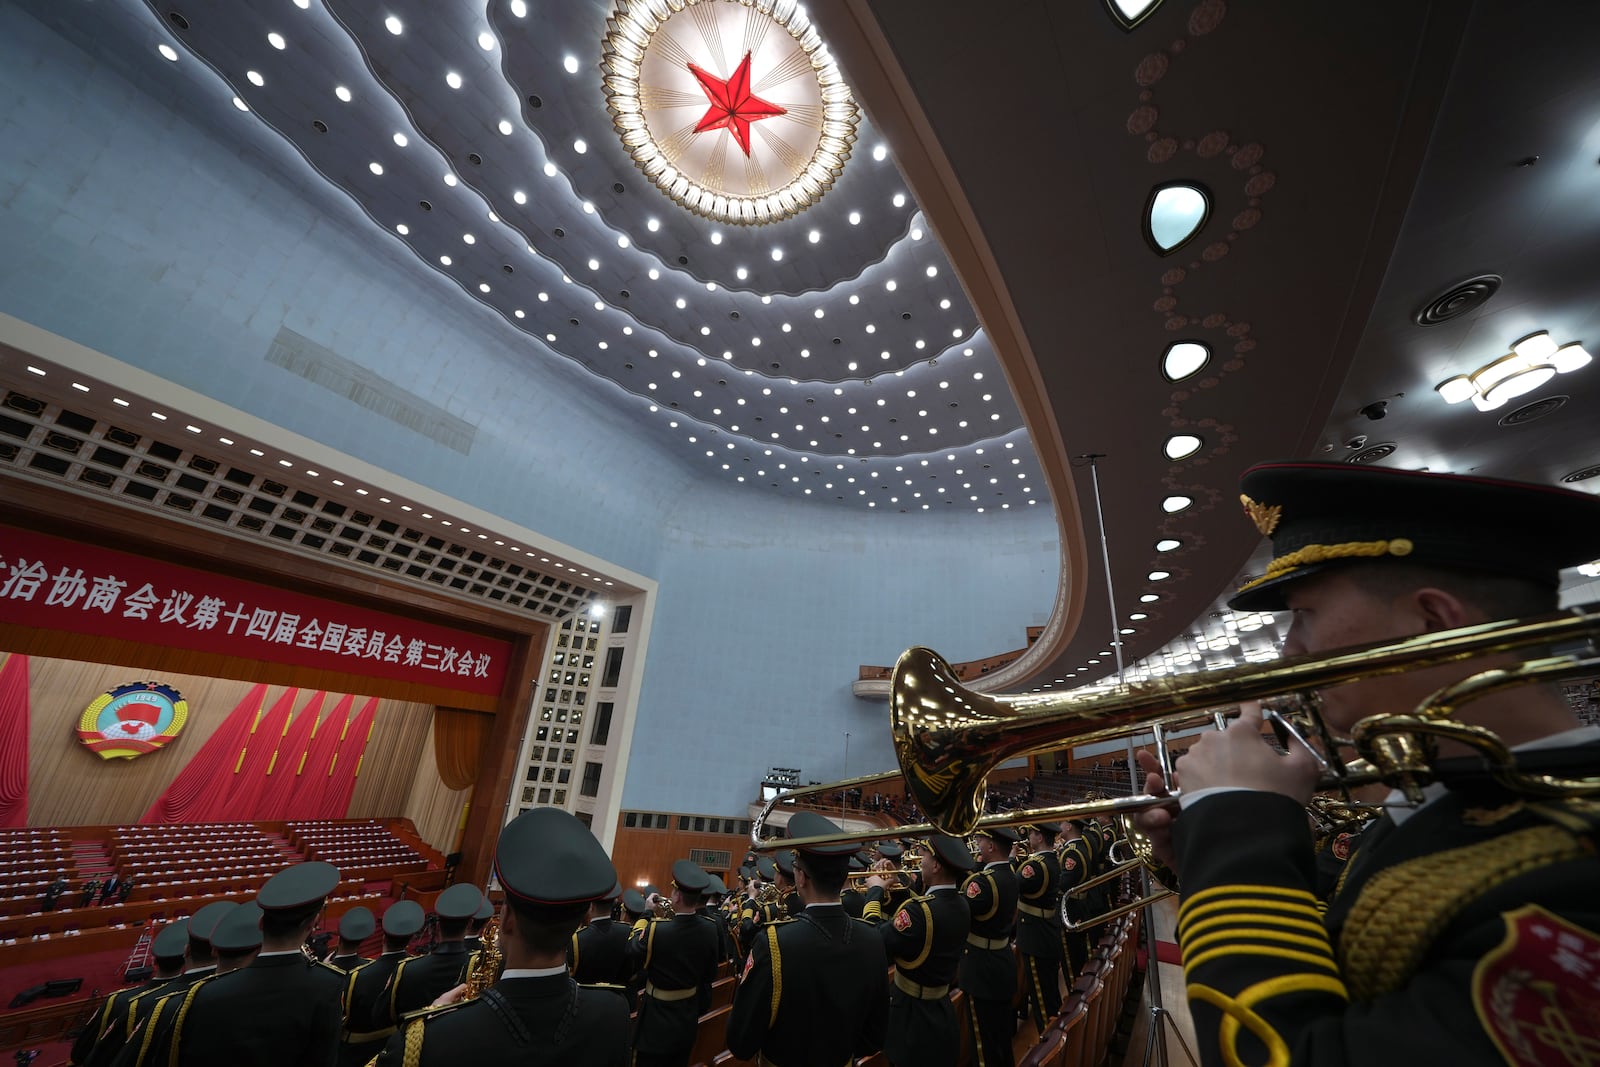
[478,32,496,51]
[510,0,528,17]
[1162,340,1210,381]
[158,43,179,61]
[1435,331,1591,412]
[383,15,403,35]
[246,70,265,86]
[266,32,287,50]
[1164,434,1203,461]
[231,96,250,112]
[1155,539,1181,552]
[1161,494,1192,513]
[563,54,580,74]
[1144,181,1210,254]
[334,85,352,102]
[446,71,463,89]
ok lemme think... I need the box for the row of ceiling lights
[17,364,615,587]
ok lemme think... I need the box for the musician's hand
[1177,702,1321,804]
[864,875,889,890]
[1132,749,1178,872]
[432,983,467,1007]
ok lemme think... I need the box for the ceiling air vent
[1413,274,1501,326]
[1346,443,1396,464]
[1498,395,1567,427]
[1561,464,1600,484]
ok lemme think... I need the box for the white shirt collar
[501,964,569,979]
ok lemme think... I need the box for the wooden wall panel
[15,651,438,827]
[610,822,753,892]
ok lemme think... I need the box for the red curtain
[319,697,378,819]
[0,654,29,828]
[141,683,267,824]
[285,694,351,820]
[217,687,298,821]
[255,691,324,820]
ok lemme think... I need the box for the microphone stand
[1079,454,1196,1067]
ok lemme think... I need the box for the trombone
[751,602,1600,856]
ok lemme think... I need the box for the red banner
[0,524,510,697]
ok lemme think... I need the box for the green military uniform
[1015,826,1065,1034]
[627,859,721,1067]
[864,836,974,1067]
[569,906,631,995]
[726,811,890,1066]
[374,807,629,1067]
[73,919,189,1067]
[960,827,1020,1067]
[376,883,483,1027]
[326,906,376,972]
[1056,829,1092,983]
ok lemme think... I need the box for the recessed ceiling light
[445,71,463,89]
[266,32,286,50]
[158,43,179,61]
[443,172,457,187]
[439,255,452,266]
[368,161,383,175]
[1140,593,1160,603]
[499,119,514,135]
[1146,182,1210,253]
[771,248,783,261]
[478,31,496,50]
[808,230,820,244]
[384,15,403,35]
[1155,539,1181,552]
[1129,612,1148,621]
[1148,571,1171,581]
[334,85,352,102]
[1162,341,1210,382]
[1161,494,1192,513]
[848,211,861,225]
[510,0,528,16]
[926,265,938,278]
[246,70,265,87]
[1164,434,1202,460]
[543,161,558,177]
[563,54,579,74]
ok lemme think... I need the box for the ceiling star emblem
[687,51,787,157]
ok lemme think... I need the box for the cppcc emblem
[77,681,188,760]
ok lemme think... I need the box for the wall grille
[0,384,611,622]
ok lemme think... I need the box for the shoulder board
[578,982,629,993]
[398,1000,468,1025]
[770,916,798,926]
[316,960,348,978]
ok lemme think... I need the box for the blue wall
[0,5,1061,815]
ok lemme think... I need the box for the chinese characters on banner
[0,524,510,697]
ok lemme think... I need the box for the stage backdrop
[15,652,470,852]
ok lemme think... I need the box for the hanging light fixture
[1435,331,1591,412]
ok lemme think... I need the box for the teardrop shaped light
[1162,341,1210,382]
[1145,182,1210,254]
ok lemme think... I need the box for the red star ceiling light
[688,52,787,157]
[602,0,858,225]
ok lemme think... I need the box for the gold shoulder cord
[765,925,783,1029]
[1338,823,1589,1000]
[401,1018,425,1067]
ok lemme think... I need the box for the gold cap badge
[1240,494,1282,537]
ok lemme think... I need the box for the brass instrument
[462,917,501,999]
[649,893,674,918]
[751,603,1600,857]
[1062,814,1179,931]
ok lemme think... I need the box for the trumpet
[751,602,1600,855]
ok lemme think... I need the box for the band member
[960,826,1021,1067]
[1134,461,1600,1066]
[726,812,889,1064]
[865,835,975,1067]
[121,863,345,1067]
[339,900,423,1067]
[373,807,629,1065]
[1015,823,1065,1036]
[569,883,631,998]
[326,907,375,971]
[70,921,188,1067]
[463,893,494,955]
[697,874,735,963]
[627,859,721,1067]
[1056,821,1092,984]
[376,882,483,1026]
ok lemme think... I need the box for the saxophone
[462,917,501,999]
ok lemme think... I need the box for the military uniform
[377,883,483,1026]
[960,845,1019,1067]
[1166,460,1600,1067]
[627,859,721,1067]
[865,836,974,1067]
[1015,836,1065,1033]
[74,921,190,1067]
[374,807,629,1067]
[726,812,890,1066]
[1056,830,1092,982]
[569,913,631,994]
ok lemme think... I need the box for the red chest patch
[1472,905,1600,1067]
[893,909,913,932]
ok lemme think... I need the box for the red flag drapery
[285,694,351,820]
[141,683,267,824]
[319,697,378,819]
[0,654,30,828]
[255,691,324,820]
[217,687,298,822]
